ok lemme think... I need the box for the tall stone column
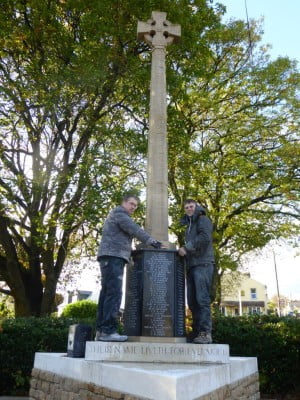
[124,13,184,341]
[137,11,181,243]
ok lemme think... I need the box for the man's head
[184,199,197,216]
[121,194,139,215]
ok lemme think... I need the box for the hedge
[61,299,98,319]
[0,314,299,397]
[0,316,95,396]
[213,315,300,396]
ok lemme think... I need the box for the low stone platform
[30,352,260,400]
[85,341,229,364]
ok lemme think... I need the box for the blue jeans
[187,263,214,335]
[96,256,125,334]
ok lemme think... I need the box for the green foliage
[212,315,300,395]
[61,299,97,319]
[0,296,14,318]
[0,0,221,317]
[1,315,299,396]
[0,0,299,318]
[167,5,300,301]
[0,317,74,395]
[0,0,156,316]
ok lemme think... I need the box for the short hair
[184,199,197,205]
[122,194,140,203]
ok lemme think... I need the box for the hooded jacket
[180,204,215,268]
[97,206,154,263]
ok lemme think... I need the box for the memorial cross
[137,11,181,244]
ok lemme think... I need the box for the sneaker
[193,332,212,344]
[94,330,102,341]
[97,332,128,342]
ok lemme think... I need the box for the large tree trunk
[41,270,58,316]
[13,293,32,317]
[12,269,44,317]
[9,269,56,317]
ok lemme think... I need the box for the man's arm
[180,217,212,255]
[192,217,212,251]
[117,211,161,247]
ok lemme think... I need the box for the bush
[0,314,299,397]
[0,316,95,396]
[212,314,300,396]
[61,299,124,334]
[61,299,97,319]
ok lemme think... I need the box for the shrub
[0,316,94,396]
[212,314,300,396]
[0,314,299,397]
[61,299,97,319]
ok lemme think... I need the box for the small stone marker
[67,324,92,358]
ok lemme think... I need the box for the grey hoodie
[180,204,215,267]
[97,206,154,262]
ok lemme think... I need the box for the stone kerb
[85,341,229,364]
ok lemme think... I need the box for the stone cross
[137,11,181,244]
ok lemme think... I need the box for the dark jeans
[96,256,126,334]
[187,263,214,335]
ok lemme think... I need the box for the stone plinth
[30,353,260,400]
[85,342,229,364]
[124,249,185,338]
[129,335,186,343]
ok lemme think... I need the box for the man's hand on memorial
[151,240,162,249]
[178,247,187,256]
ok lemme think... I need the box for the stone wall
[29,368,143,400]
[29,368,260,400]
[196,372,260,400]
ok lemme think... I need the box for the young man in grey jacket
[95,194,161,342]
[178,199,215,344]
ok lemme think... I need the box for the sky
[242,242,300,301]
[221,0,300,61]
[222,0,300,300]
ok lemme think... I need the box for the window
[78,291,91,301]
[248,306,261,315]
[250,288,257,299]
[67,291,73,304]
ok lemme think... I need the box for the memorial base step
[85,341,229,364]
[30,352,260,400]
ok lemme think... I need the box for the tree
[167,16,300,303]
[0,0,220,316]
[0,0,146,316]
[1,0,298,316]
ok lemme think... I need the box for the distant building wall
[220,273,268,316]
